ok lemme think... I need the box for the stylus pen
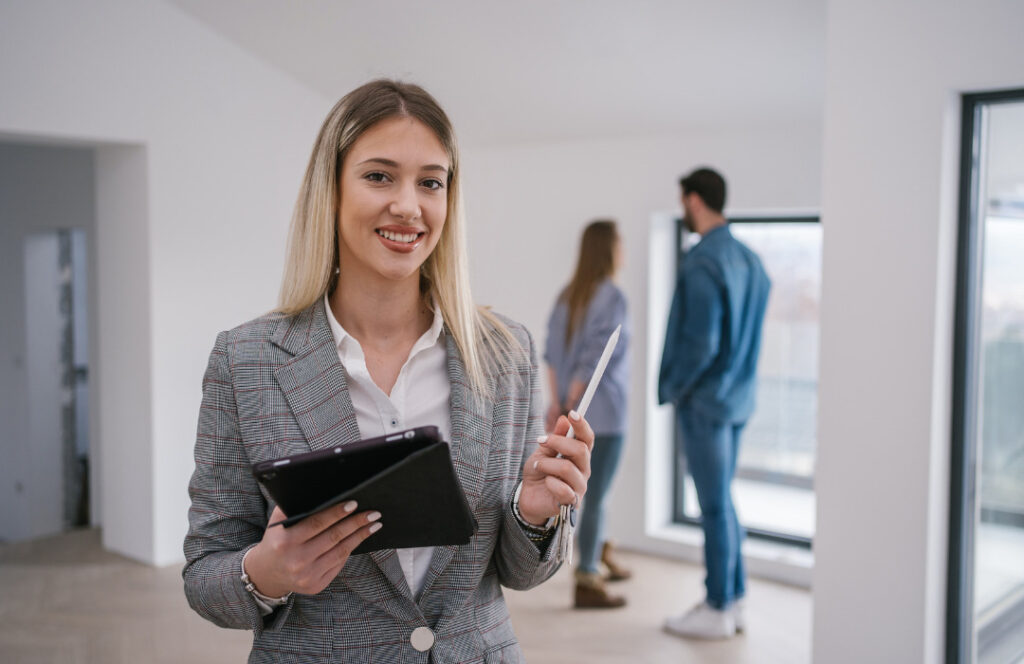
[565,324,621,440]
[554,325,620,563]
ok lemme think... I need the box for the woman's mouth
[375,228,423,244]
[375,228,426,253]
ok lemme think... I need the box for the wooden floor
[0,528,810,663]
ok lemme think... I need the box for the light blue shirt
[658,224,771,423]
[544,279,630,435]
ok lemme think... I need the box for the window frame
[670,213,820,549]
[947,86,1024,664]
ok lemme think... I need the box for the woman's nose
[388,182,421,220]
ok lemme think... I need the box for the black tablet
[252,426,477,554]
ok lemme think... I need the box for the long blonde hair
[562,220,620,344]
[278,79,519,396]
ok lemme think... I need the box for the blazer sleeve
[493,326,563,590]
[182,331,295,636]
[543,296,560,368]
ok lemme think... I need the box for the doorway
[0,142,95,543]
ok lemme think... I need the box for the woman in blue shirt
[544,220,632,608]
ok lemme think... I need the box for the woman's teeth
[377,229,419,244]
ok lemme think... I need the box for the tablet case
[252,426,477,554]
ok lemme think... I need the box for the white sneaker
[732,599,746,633]
[663,602,737,639]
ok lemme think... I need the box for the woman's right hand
[243,501,382,597]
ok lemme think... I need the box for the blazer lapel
[272,300,363,452]
[443,332,493,511]
[271,301,416,606]
[418,332,494,600]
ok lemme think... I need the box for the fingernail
[569,410,580,421]
[369,522,382,533]
[537,435,548,444]
[533,460,539,470]
[367,511,382,522]
[343,501,358,512]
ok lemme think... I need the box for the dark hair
[679,167,727,214]
[561,220,620,344]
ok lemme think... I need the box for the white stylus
[555,324,621,564]
[565,324,621,439]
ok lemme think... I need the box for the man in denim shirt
[658,168,770,639]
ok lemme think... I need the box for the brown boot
[601,541,632,582]
[574,571,627,609]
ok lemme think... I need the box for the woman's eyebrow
[355,157,399,168]
[356,157,448,173]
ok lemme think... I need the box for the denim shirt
[658,225,771,423]
[544,279,630,435]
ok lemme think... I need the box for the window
[949,88,1024,664]
[672,215,821,546]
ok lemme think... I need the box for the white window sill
[636,521,813,589]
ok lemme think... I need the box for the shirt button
[410,626,435,652]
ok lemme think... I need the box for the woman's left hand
[517,411,594,526]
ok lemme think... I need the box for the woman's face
[336,116,449,288]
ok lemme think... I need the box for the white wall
[464,125,822,347]
[0,143,96,542]
[815,1,1024,662]
[463,125,822,566]
[0,0,330,564]
[93,144,155,562]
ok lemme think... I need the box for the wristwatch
[511,482,559,543]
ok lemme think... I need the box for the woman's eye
[421,178,444,191]
[365,172,389,183]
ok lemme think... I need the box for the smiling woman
[182,79,598,664]
[337,117,448,285]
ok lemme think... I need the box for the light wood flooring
[0,528,810,663]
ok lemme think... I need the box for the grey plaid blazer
[183,300,561,663]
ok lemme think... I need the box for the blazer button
[410,626,435,652]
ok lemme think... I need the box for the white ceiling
[171,0,826,147]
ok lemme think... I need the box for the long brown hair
[278,79,520,397]
[562,220,620,344]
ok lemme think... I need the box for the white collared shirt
[323,294,451,598]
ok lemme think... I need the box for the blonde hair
[562,220,620,344]
[278,79,520,396]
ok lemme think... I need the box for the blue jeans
[678,408,746,609]
[576,433,626,575]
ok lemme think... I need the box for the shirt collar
[323,293,445,360]
[702,224,731,241]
